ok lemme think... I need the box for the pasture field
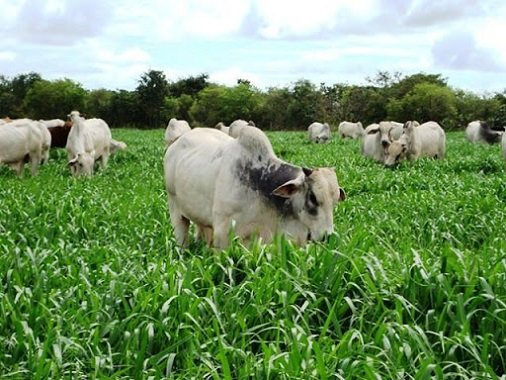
[1,129,506,379]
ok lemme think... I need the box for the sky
[1,0,505,94]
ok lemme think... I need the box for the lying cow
[384,121,446,167]
[308,122,331,143]
[465,120,503,144]
[0,121,43,176]
[164,118,191,146]
[164,126,346,248]
[66,110,112,176]
[338,121,364,139]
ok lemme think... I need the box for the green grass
[1,129,505,379]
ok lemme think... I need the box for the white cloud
[0,51,16,62]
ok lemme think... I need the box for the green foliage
[168,73,210,98]
[190,83,262,127]
[136,70,169,128]
[1,130,505,379]
[1,70,506,131]
[23,78,87,120]
[387,83,457,129]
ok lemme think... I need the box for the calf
[164,126,345,248]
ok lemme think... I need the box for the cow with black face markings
[163,126,346,248]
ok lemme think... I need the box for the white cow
[379,121,404,148]
[465,120,503,144]
[164,126,346,248]
[0,121,42,176]
[338,121,364,139]
[164,118,191,146]
[66,110,112,176]
[384,121,446,167]
[361,121,404,163]
[361,123,383,162]
[9,118,50,164]
[308,122,331,143]
[229,119,256,138]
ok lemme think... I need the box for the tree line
[1,70,505,130]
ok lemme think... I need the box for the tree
[387,83,457,129]
[136,70,169,128]
[169,73,210,98]
[190,83,262,128]
[24,78,87,119]
[285,79,326,129]
[0,72,42,117]
[87,89,114,120]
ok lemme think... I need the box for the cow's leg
[213,217,232,249]
[102,152,109,169]
[196,225,213,246]
[10,161,24,177]
[168,200,190,247]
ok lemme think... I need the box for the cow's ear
[68,157,78,167]
[272,178,303,198]
[302,167,313,177]
[338,188,346,202]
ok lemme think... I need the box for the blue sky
[1,0,505,94]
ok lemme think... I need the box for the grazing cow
[66,111,112,176]
[308,122,331,143]
[465,120,503,144]
[338,121,364,139]
[0,121,42,176]
[164,118,191,146]
[379,121,404,148]
[9,119,51,164]
[229,119,256,138]
[384,121,446,167]
[164,126,346,248]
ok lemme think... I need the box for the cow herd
[0,112,127,177]
[2,113,505,249]
[308,119,505,166]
